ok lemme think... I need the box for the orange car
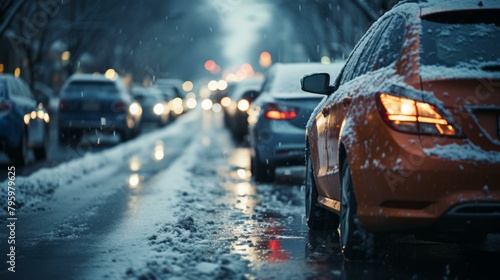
[301,0,500,260]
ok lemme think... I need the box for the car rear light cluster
[0,101,12,112]
[378,93,459,137]
[59,100,66,112]
[113,99,126,112]
[264,102,298,120]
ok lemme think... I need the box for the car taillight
[378,93,460,137]
[0,101,12,112]
[113,99,126,112]
[59,100,66,112]
[264,103,298,120]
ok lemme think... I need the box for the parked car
[131,85,169,126]
[301,0,500,260]
[59,74,142,143]
[223,78,263,142]
[248,62,344,182]
[155,79,187,119]
[0,74,49,165]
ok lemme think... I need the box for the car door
[323,17,394,201]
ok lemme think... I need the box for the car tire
[251,149,275,183]
[10,129,28,166]
[339,158,387,260]
[305,148,339,230]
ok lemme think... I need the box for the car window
[64,81,119,96]
[375,15,406,69]
[339,25,375,85]
[354,19,391,77]
[420,11,500,68]
[8,79,22,98]
[260,68,275,95]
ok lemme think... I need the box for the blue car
[58,74,142,143]
[0,74,50,165]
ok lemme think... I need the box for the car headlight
[153,103,165,115]
[237,99,250,112]
[129,102,142,116]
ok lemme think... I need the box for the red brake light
[112,99,126,112]
[378,93,460,137]
[0,101,12,112]
[264,103,298,120]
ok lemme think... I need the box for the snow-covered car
[155,79,187,120]
[247,62,344,182]
[132,85,169,126]
[223,77,263,142]
[58,74,142,143]
[0,74,50,165]
[301,0,500,260]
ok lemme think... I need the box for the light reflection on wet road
[211,110,500,279]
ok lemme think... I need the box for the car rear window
[420,11,500,69]
[64,81,119,96]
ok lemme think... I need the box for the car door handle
[322,107,329,116]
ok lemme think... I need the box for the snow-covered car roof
[396,0,500,16]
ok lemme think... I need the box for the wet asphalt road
[1,110,500,279]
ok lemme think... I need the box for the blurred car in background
[155,79,187,119]
[131,85,169,127]
[33,81,58,115]
[59,74,142,143]
[0,74,50,165]
[248,62,344,182]
[223,77,263,142]
[302,0,500,260]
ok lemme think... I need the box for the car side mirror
[301,73,332,95]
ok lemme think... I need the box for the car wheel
[34,127,48,161]
[305,148,339,230]
[10,129,28,166]
[251,149,275,183]
[339,158,387,260]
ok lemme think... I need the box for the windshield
[420,12,500,69]
[64,81,119,96]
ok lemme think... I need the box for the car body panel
[0,74,49,162]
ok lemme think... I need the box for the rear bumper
[250,118,307,167]
[59,113,129,132]
[432,203,500,233]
